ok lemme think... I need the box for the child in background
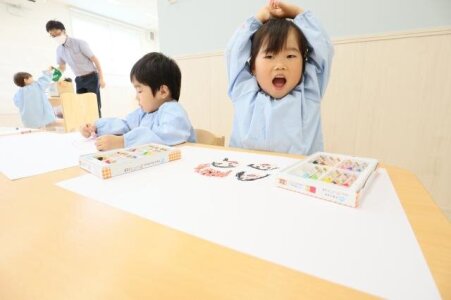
[13,68,59,129]
[226,0,334,155]
[80,52,196,151]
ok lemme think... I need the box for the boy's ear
[158,85,171,100]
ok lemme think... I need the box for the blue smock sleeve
[36,71,52,91]
[123,104,193,147]
[294,11,334,97]
[95,108,145,136]
[226,16,262,100]
[96,118,131,135]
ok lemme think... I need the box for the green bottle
[52,67,62,82]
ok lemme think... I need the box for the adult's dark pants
[75,72,102,117]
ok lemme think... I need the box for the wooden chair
[61,92,99,132]
[195,129,225,146]
[48,81,75,107]
[57,80,75,94]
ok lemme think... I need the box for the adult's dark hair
[249,18,309,81]
[13,72,32,87]
[46,20,65,32]
[130,52,182,100]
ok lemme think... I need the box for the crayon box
[276,152,378,207]
[79,143,181,179]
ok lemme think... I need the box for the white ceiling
[54,0,158,30]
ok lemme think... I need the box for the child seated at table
[80,52,196,151]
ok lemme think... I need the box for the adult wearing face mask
[46,20,105,117]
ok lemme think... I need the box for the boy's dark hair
[46,20,65,32]
[13,72,32,87]
[250,18,309,81]
[130,52,182,100]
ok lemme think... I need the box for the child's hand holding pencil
[80,123,96,138]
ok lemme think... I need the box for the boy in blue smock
[226,0,334,155]
[13,69,58,129]
[80,52,196,151]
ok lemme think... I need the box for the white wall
[158,0,451,56]
[69,9,156,118]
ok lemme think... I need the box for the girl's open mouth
[272,77,286,88]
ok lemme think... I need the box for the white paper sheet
[0,132,96,180]
[0,127,39,136]
[57,146,440,299]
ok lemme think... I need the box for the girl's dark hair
[249,19,309,81]
[130,52,182,100]
[13,72,32,87]
[46,20,65,32]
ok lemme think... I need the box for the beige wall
[177,54,232,142]
[175,28,451,219]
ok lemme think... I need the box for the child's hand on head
[80,123,96,138]
[269,0,303,19]
[256,3,272,23]
[95,135,124,151]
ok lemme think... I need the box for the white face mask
[53,34,67,45]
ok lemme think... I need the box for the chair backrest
[57,81,74,95]
[195,129,225,146]
[61,92,99,132]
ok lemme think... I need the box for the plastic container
[51,67,62,82]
